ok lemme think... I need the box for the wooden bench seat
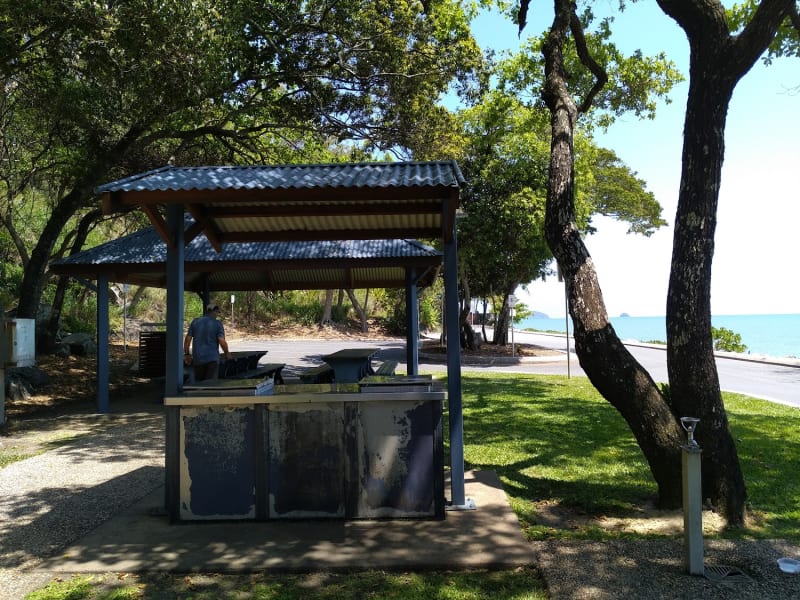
[299,364,335,384]
[373,360,398,376]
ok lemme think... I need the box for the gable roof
[98,161,464,248]
[50,218,442,292]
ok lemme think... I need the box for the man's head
[206,303,221,316]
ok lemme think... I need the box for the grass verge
[25,568,546,599]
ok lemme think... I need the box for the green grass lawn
[459,372,800,541]
[20,372,799,599]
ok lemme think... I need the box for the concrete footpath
[42,470,531,574]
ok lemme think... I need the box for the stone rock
[5,366,51,402]
[6,377,33,402]
[52,343,71,358]
[61,332,96,356]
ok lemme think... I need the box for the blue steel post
[165,205,185,397]
[444,228,465,507]
[96,273,110,413]
[165,205,185,520]
[405,268,420,375]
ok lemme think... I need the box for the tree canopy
[454,37,672,345]
[0,0,485,321]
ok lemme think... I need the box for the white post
[508,294,516,358]
[681,417,704,575]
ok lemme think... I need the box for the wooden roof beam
[185,204,223,252]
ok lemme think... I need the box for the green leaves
[495,12,684,129]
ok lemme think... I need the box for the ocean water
[518,313,800,359]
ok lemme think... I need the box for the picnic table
[321,347,379,383]
[219,350,267,377]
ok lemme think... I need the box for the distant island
[619,312,631,318]
[532,311,550,318]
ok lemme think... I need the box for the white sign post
[230,294,235,330]
[508,294,517,358]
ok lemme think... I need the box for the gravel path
[534,538,800,599]
[0,411,164,599]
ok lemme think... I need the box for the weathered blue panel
[180,406,256,519]
[357,401,436,517]
[268,403,345,518]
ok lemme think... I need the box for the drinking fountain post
[680,416,704,575]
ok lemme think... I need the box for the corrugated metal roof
[54,229,439,266]
[96,161,465,194]
[50,217,442,291]
[98,160,462,248]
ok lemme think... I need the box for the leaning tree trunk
[17,187,91,320]
[16,125,147,320]
[43,208,103,351]
[541,2,685,508]
[345,289,368,332]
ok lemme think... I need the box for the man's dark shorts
[193,361,220,382]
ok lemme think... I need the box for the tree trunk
[653,0,793,524]
[492,302,509,346]
[17,187,92,319]
[244,291,255,325]
[345,289,368,332]
[128,286,147,314]
[541,2,684,508]
[459,274,474,350]
[492,292,514,346]
[16,124,147,320]
[664,28,747,525]
[43,208,103,351]
[667,118,747,523]
[480,298,489,344]
[321,289,334,326]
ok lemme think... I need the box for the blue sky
[466,3,799,317]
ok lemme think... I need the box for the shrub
[712,326,748,353]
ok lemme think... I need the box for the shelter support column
[165,205,185,397]
[405,268,420,376]
[445,229,470,508]
[96,273,110,413]
[164,205,185,519]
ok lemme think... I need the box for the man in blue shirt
[183,303,231,381]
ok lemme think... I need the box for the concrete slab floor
[40,470,535,574]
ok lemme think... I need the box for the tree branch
[570,10,608,114]
[730,0,796,73]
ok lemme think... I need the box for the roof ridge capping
[95,160,465,193]
[95,165,175,194]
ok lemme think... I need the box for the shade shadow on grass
[453,372,800,541]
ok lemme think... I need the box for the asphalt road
[232,330,799,408]
[505,330,800,408]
